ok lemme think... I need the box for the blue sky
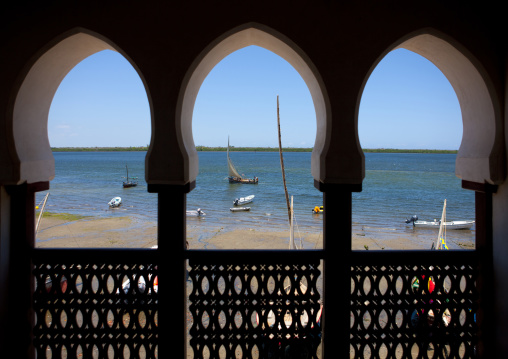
[49,46,462,149]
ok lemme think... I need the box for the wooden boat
[227,137,258,184]
[233,195,254,206]
[187,208,205,216]
[108,196,122,208]
[230,207,250,212]
[123,165,138,188]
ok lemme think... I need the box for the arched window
[358,47,475,250]
[36,49,152,249]
[189,45,320,250]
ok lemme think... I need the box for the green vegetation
[51,146,148,152]
[196,146,311,152]
[36,211,88,221]
[363,148,457,154]
[51,146,457,154]
[198,146,457,154]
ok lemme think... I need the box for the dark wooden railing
[188,250,323,359]
[350,250,478,358]
[32,249,159,359]
[31,248,479,359]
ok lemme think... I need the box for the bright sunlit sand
[35,214,474,250]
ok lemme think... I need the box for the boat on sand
[405,200,474,230]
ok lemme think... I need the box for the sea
[36,151,476,248]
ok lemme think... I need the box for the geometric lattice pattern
[188,260,322,359]
[351,258,478,358]
[30,248,480,359]
[32,251,158,359]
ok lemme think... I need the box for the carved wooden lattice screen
[31,248,479,359]
[350,251,478,359]
[32,249,158,359]
[188,251,323,359]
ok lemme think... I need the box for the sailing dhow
[227,137,258,184]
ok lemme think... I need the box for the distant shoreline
[51,146,458,154]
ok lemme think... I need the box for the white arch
[174,23,330,185]
[360,31,504,185]
[10,30,150,184]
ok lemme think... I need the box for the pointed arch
[359,29,505,185]
[159,23,331,185]
[6,28,151,184]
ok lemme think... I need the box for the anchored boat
[230,207,250,212]
[227,137,258,184]
[108,196,122,208]
[122,165,138,188]
[187,208,205,217]
[233,195,254,206]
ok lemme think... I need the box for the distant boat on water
[227,137,258,184]
[123,165,138,188]
[108,196,122,208]
[230,207,250,212]
[233,195,254,206]
[187,208,205,217]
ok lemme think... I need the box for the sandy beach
[35,213,474,250]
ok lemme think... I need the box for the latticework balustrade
[32,249,159,358]
[350,251,479,359]
[30,248,479,359]
[188,257,323,359]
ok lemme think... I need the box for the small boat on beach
[108,196,122,208]
[230,207,250,212]
[410,219,475,230]
[233,195,254,206]
[187,208,205,216]
[405,200,475,230]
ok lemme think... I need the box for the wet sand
[36,213,474,250]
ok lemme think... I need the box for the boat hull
[230,207,250,212]
[413,220,474,230]
[229,176,258,184]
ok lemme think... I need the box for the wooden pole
[277,95,291,225]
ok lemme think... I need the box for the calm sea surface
[37,151,476,247]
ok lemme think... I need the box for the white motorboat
[412,219,475,230]
[230,207,250,212]
[405,201,475,230]
[233,195,254,206]
[187,208,205,216]
[108,196,122,208]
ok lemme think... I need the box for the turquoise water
[37,151,475,246]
